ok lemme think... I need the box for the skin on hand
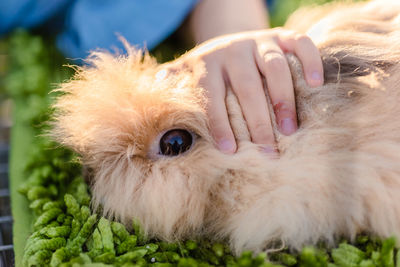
[169,29,324,154]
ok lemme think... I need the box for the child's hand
[171,28,324,154]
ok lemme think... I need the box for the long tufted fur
[52,0,400,254]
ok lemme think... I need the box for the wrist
[188,0,269,43]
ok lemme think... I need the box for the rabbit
[51,0,400,254]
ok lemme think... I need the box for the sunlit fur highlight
[52,0,400,254]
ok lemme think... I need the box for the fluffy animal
[52,0,400,254]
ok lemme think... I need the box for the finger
[225,47,276,149]
[277,32,324,87]
[255,48,298,136]
[200,63,237,154]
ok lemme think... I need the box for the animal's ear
[322,52,394,83]
[49,47,157,158]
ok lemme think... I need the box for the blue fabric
[0,0,71,35]
[1,0,275,60]
[57,0,198,60]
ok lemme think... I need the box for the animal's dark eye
[159,129,193,156]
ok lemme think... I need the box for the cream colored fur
[52,0,400,254]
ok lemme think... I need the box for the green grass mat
[10,98,35,267]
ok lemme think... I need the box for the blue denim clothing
[0,0,70,34]
[1,0,274,60]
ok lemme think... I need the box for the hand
[169,28,324,154]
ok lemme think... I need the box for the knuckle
[271,27,284,35]
[294,34,312,46]
[227,40,255,54]
[246,39,257,49]
[265,54,287,72]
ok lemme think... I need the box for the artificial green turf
[9,98,35,267]
[6,30,72,266]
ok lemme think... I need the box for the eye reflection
[159,129,193,156]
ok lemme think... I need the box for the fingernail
[310,71,323,85]
[218,139,235,154]
[274,102,298,135]
[280,118,297,136]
